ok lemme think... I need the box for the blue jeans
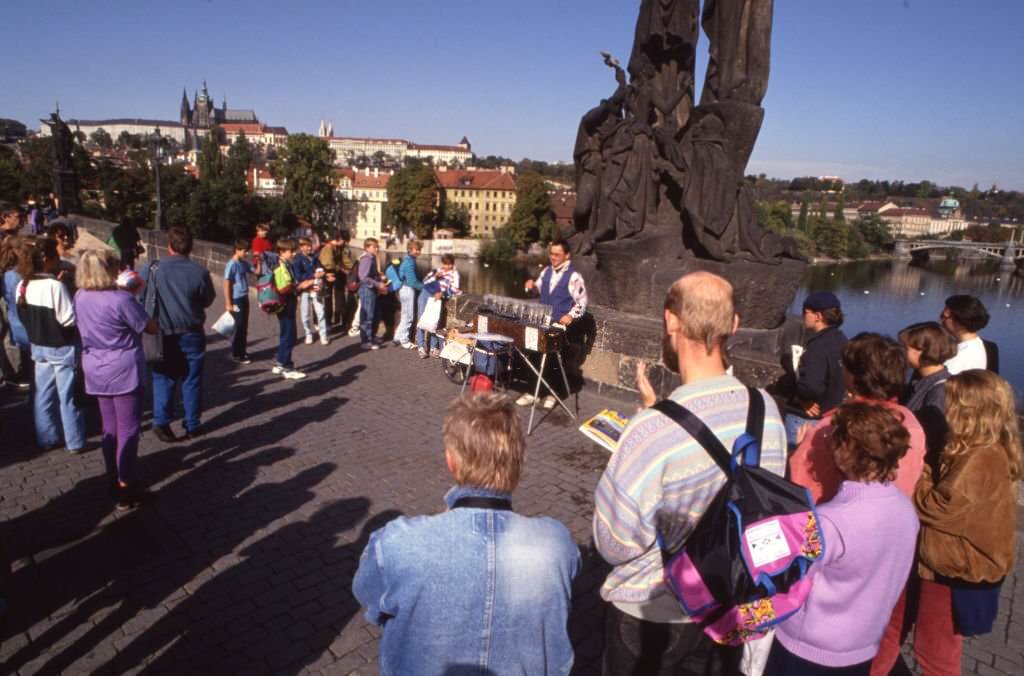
[396,286,416,344]
[416,291,443,351]
[31,344,85,451]
[784,412,816,450]
[276,296,297,367]
[300,291,327,339]
[358,286,378,344]
[152,331,206,433]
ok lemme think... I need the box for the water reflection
[432,255,1023,392]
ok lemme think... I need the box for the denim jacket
[353,485,581,676]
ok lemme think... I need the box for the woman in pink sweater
[767,402,920,675]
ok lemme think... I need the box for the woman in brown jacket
[911,370,1020,675]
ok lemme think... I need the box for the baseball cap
[802,291,841,312]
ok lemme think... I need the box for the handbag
[417,296,442,333]
[211,311,236,339]
[141,261,164,365]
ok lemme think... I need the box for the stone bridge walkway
[1,287,1021,675]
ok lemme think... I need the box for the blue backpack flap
[653,387,825,645]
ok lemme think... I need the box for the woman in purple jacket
[74,249,157,510]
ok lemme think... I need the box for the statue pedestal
[574,231,806,330]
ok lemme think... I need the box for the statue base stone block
[574,231,806,330]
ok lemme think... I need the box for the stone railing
[74,217,787,400]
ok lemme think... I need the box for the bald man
[593,271,787,674]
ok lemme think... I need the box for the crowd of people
[350,269,1018,676]
[1,201,1020,674]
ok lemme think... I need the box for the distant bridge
[894,239,1022,266]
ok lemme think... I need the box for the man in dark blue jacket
[785,291,848,448]
[149,227,215,442]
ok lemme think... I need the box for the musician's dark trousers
[536,321,585,400]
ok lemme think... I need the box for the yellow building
[434,166,517,237]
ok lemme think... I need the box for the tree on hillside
[437,201,471,237]
[90,128,113,149]
[275,134,335,224]
[387,160,438,238]
[812,216,849,259]
[853,214,893,252]
[501,172,555,248]
[0,145,22,202]
[797,197,809,232]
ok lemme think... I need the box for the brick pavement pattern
[1,288,1022,675]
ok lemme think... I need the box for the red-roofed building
[550,191,576,229]
[434,166,517,237]
[247,165,283,196]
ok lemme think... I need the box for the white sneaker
[429,348,441,358]
[401,342,415,350]
[348,327,360,337]
[362,342,380,351]
[516,393,536,406]
[271,364,284,374]
[418,348,429,359]
[304,335,314,345]
[320,337,329,346]
[542,395,557,410]
[282,368,307,380]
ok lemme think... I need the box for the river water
[426,256,1024,394]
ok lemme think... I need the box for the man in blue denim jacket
[353,393,581,675]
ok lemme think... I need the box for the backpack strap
[743,386,766,467]
[652,400,732,475]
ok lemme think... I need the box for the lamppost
[151,130,166,230]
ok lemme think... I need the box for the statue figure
[42,110,81,215]
[574,0,798,265]
[48,111,74,173]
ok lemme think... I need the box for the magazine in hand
[579,409,630,453]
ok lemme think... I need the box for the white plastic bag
[417,297,442,333]
[211,311,236,339]
[740,630,774,676]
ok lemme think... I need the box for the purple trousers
[97,390,142,485]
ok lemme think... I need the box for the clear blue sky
[4,0,1022,189]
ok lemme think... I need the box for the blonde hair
[665,271,736,354]
[76,249,119,290]
[944,370,1022,480]
[442,393,525,493]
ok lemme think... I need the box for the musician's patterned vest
[539,264,575,320]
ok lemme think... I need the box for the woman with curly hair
[765,402,919,675]
[901,370,1020,676]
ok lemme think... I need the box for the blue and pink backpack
[653,388,825,645]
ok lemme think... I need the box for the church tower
[195,81,213,128]
[180,87,191,125]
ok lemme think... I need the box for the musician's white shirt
[536,261,588,320]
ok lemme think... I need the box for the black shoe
[116,484,156,511]
[232,355,252,365]
[181,426,203,441]
[152,425,177,443]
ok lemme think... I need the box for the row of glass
[481,295,554,326]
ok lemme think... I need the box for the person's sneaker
[282,368,308,380]
[401,342,415,350]
[232,355,252,365]
[516,393,536,407]
[429,348,441,358]
[320,337,330,346]
[348,327,361,337]
[304,335,314,345]
[542,395,557,410]
[271,363,284,374]
[361,343,380,351]
[418,347,429,359]
[181,426,203,441]
[152,425,177,443]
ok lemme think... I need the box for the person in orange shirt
[788,332,926,504]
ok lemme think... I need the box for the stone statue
[572,0,805,329]
[574,0,794,265]
[42,110,81,216]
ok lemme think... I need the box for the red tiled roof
[221,122,264,134]
[433,169,516,191]
[353,172,391,189]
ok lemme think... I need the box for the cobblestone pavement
[1,290,1021,675]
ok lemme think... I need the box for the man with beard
[592,271,786,675]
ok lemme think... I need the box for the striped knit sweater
[593,375,786,619]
